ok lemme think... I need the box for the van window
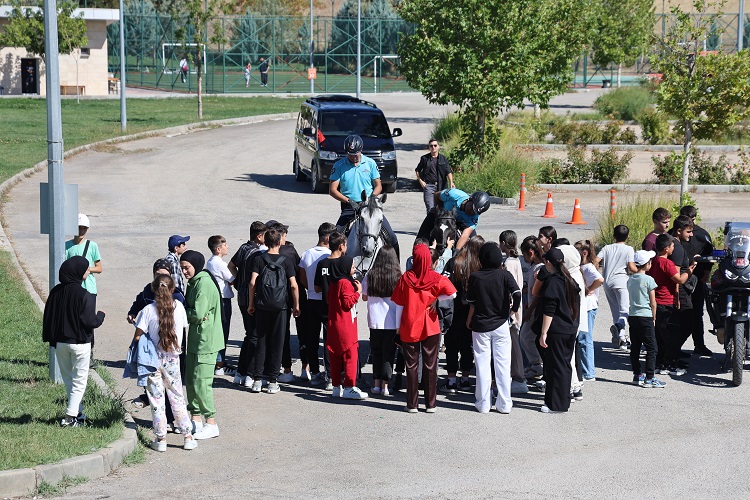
[319,110,391,138]
[298,106,312,131]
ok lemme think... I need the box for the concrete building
[0,7,118,96]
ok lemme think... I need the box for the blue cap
[168,234,190,250]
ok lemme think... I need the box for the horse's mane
[364,195,381,217]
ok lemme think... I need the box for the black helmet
[344,134,364,155]
[470,191,491,215]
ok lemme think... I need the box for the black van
[293,95,402,193]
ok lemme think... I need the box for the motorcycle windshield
[726,224,750,268]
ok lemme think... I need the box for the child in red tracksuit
[326,255,368,400]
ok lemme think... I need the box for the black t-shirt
[424,156,438,184]
[466,268,520,332]
[313,256,337,306]
[540,273,578,336]
[670,240,693,310]
[279,242,301,276]
[250,252,297,306]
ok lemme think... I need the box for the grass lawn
[0,251,124,471]
[0,95,305,185]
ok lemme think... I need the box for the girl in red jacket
[326,255,368,400]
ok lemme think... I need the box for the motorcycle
[703,222,750,386]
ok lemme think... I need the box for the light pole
[356,0,361,98]
[739,0,746,52]
[310,0,314,93]
[119,0,127,131]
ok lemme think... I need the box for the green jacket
[184,271,224,355]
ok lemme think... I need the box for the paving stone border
[536,183,750,193]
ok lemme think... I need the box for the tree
[398,0,593,161]
[590,0,655,87]
[650,0,750,202]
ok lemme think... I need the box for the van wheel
[384,181,397,193]
[294,152,305,181]
[311,162,326,193]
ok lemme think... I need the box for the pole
[310,0,314,93]
[739,0,746,52]
[43,0,65,383]
[356,0,361,98]
[119,0,127,131]
[662,0,666,39]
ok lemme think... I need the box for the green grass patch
[453,143,540,198]
[0,96,304,186]
[37,475,88,496]
[594,194,674,249]
[0,251,125,471]
[594,86,655,121]
[121,442,146,467]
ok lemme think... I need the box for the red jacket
[391,274,456,343]
[326,279,360,354]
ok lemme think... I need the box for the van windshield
[319,111,392,138]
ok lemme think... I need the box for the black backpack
[255,254,288,311]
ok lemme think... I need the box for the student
[537,226,557,255]
[575,240,603,381]
[519,236,545,380]
[537,248,580,413]
[43,256,105,427]
[642,207,671,252]
[179,250,224,440]
[165,234,190,294]
[65,213,102,296]
[499,230,528,394]
[391,244,457,413]
[298,222,336,383]
[206,235,236,376]
[627,250,665,388]
[247,228,300,394]
[133,275,197,451]
[326,254,367,399]
[597,225,637,350]
[666,215,697,369]
[466,242,521,414]
[362,245,401,396]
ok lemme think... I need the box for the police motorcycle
[702,222,750,386]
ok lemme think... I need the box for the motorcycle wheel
[732,322,745,387]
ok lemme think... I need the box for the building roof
[0,7,119,25]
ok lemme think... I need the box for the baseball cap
[265,220,289,231]
[633,250,656,266]
[168,234,190,250]
[152,258,171,274]
[78,213,90,228]
[542,247,565,264]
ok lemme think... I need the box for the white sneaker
[250,380,262,392]
[299,368,311,382]
[243,376,254,388]
[214,366,225,376]
[381,387,390,396]
[342,386,368,400]
[277,372,295,383]
[331,386,342,397]
[511,380,529,394]
[191,420,203,434]
[150,439,167,452]
[233,373,244,385]
[193,423,220,440]
[183,437,198,450]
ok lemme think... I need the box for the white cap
[634,249,656,266]
[78,213,90,228]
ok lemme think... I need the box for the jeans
[472,322,512,413]
[422,183,437,213]
[56,342,91,416]
[628,316,657,378]
[251,309,287,382]
[578,308,598,379]
[217,298,232,364]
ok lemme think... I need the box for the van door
[298,105,315,176]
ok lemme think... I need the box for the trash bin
[0,86,4,95]
[602,79,611,88]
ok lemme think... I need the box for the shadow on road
[228,172,311,194]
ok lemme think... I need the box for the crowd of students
[42,204,716,451]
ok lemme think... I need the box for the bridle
[352,201,384,274]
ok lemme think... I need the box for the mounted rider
[329,134,399,257]
[417,188,491,250]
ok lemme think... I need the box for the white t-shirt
[135,301,188,354]
[300,246,331,301]
[206,255,235,299]
[581,263,603,311]
[361,276,399,330]
[597,243,635,289]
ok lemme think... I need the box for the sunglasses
[429,144,439,148]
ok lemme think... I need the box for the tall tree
[651,0,750,202]
[398,0,593,160]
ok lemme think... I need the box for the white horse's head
[359,193,386,258]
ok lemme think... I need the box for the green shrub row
[593,86,655,121]
[651,149,750,184]
[539,146,633,184]
[550,120,637,145]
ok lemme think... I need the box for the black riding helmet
[344,134,364,155]
[470,191,491,215]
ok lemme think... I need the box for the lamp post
[356,0,361,98]
[310,0,314,93]
[119,0,127,131]
[740,0,746,52]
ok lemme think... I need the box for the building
[0,7,118,96]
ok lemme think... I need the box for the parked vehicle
[293,95,402,193]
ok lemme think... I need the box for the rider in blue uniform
[329,135,399,257]
[417,187,491,250]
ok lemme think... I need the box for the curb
[536,183,750,193]
[0,111,297,499]
[522,143,746,152]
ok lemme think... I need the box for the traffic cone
[518,173,526,211]
[610,189,617,218]
[566,198,587,225]
[541,192,556,218]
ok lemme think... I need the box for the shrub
[638,107,671,145]
[732,149,750,184]
[601,121,623,144]
[538,146,631,183]
[594,87,655,121]
[595,195,674,248]
[652,151,684,183]
[550,120,579,144]
[453,143,540,198]
[590,148,633,183]
[692,150,730,184]
[652,149,736,184]
[431,111,463,143]
[617,127,638,144]
[577,122,604,144]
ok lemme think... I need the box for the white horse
[346,193,388,275]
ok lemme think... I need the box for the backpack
[255,254,288,311]
[235,242,262,308]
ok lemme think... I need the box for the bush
[431,111,463,143]
[594,86,655,121]
[733,149,750,184]
[651,151,684,183]
[638,107,671,145]
[453,143,540,198]
[652,149,736,184]
[550,120,579,144]
[692,150,730,184]
[577,122,604,144]
[590,148,633,183]
[539,146,631,183]
[601,121,623,144]
[595,195,674,248]
[617,127,638,144]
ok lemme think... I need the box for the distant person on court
[259,57,269,86]
[244,63,252,87]
[65,213,102,296]
[415,138,454,213]
[179,57,188,83]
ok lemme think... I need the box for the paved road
[5,92,750,499]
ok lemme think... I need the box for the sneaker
[381,387,390,396]
[643,377,667,388]
[193,423,220,440]
[183,437,198,450]
[299,368,311,382]
[331,386,342,397]
[371,386,382,395]
[76,412,86,424]
[277,372,295,383]
[214,366,225,376]
[223,365,237,376]
[694,345,713,357]
[131,394,149,408]
[633,373,646,386]
[540,405,563,414]
[243,376,254,388]
[610,325,620,347]
[325,379,333,391]
[150,439,167,452]
[267,382,281,394]
[583,377,596,382]
[572,389,583,401]
[668,366,686,376]
[439,382,457,394]
[619,340,630,352]
[191,420,203,434]
[342,386,368,400]
[533,379,546,391]
[310,372,326,386]
[60,416,80,428]
[657,366,670,375]
[524,365,543,379]
[458,379,472,392]
[250,380,262,392]
[425,406,437,413]
[511,380,529,394]
[233,373,245,385]
[405,407,418,413]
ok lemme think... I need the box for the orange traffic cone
[541,192,556,218]
[566,199,587,225]
[518,173,526,211]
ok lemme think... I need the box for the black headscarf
[59,255,89,284]
[179,250,205,274]
[329,254,355,284]
[479,242,503,269]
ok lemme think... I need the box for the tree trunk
[617,64,622,88]
[75,55,80,104]
[680,120,692,205]
[197,57,203,120]
[534,103,541,118]
[476,110,486,159]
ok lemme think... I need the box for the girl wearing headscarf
[326,255,367,400]
[391,244,456,413]
[466,243,521,414]
[179,250,224,439]
[43,256,105,427]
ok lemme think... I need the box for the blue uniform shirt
[330,154,380,201]
[440,188,478,230]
